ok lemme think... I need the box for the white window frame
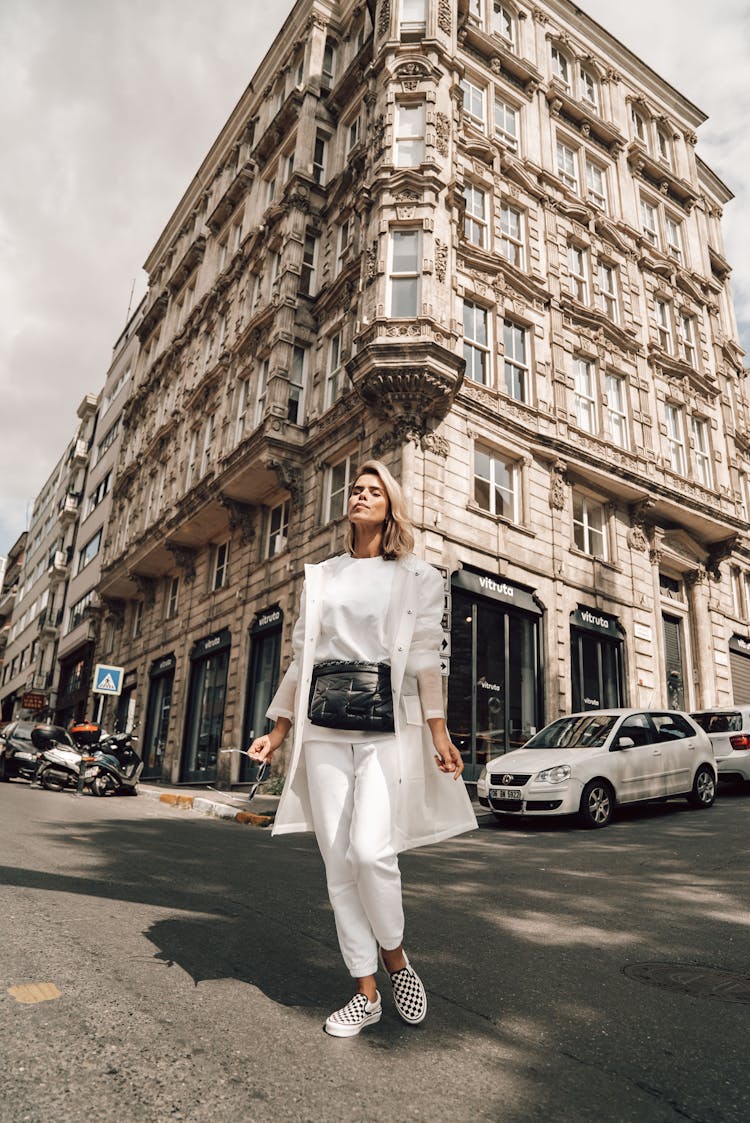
[388,228,421,318]
[556,139,578,191]
[573,357,597,434]
[299,231,318,296]
[235,377,250,444]
[605,372,628,449]
[494,95,519,152]
[326,455,354,523]
[641,198,660,248]
[132,600,143,640]
[326,332,343,406]
[551,45,571,90]
[597,262,618,322]
[461,78,486,128]
[678,313,698,367]
[400,0,427,35]
[665,403,687,475]
[572,491,608,559]
[463,183,488,248]
[394,102,425,167]
[568,244,589,304]
[337,218,352,274]
[166,576,179,620]
[288,345,306,425]
[631,106,647,144]
[585,159,607,211]
[267,500,290,558]
[656,126,672,168]
[665,215,683,264]
[255,358,270,426]
[580,66,599,110]
[346,114,360,154]
[312,132,328,184]
[655,298,673,353]
[492,2,515,46]
[321,37,336,89]
[199,415,215,478]
[463,299,490,386]
[499,202,524,268]
[503,321,529,403]
[185,429,198,491]
[691,416,712,487]
[473,444,520,522]
[213,542,230,591]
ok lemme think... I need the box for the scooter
[88,731,143,796]
[32,727,98,793]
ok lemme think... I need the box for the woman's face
[348,473,389,531]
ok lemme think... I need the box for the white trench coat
[267,553,478,853]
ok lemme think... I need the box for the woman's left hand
[427,720,465,780]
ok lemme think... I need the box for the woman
[247,460,477,1037]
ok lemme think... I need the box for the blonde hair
[344,459,415,560]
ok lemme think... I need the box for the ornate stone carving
[435,239,447,283]
[648,548,663,567]
[549,460,568,510]
[377,0,390,37]
[219,496,258,545]
[366,240,378,285]
[165,542,198,584]
[129,575,156,606]
[707,536,737,580]
[395,189,420,220]
[267,459,303,506]
[434,112,450,157]
[372,114,386,155]
[284,189,310,213]
[101,597,126,627]
[437,0,452,35]
[421,431,450,458]
[627,498,655,551]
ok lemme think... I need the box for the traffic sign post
[92,664,124,696]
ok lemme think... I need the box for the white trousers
[304,734,404,978]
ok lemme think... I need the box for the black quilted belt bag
[307,660,395,733]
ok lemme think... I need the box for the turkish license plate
[84,769,98,780]
[490,787,522,800]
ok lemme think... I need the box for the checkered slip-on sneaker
[324,991,382,1038]
[380,951,428,1025]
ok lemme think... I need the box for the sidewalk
[138,782,280,827]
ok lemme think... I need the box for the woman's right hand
[246,735,275,763]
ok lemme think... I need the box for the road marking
[7,982,62,1004]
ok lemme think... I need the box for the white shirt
[314,555,395,665]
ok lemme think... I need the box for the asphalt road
[1,778,749,1123]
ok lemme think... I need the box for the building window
[400,0,426,35]
[288,345,306,425]
[573,491,607,559]
[337,218,352,274]
[665,403,687,475]
[556,139,578,191]
[585,159,607,211]
[326,455,354,522]
[213,542,230,590]
[299,231,318,296]
[346,114,360,154]
[605,373,628,449]
[255,359,269,426]
[631,105,647,143]
[678,313,697,367]
[321,37,336,89]
[267,501,290,557]
[551,45,571,89]
[199,415,215,477]
[655,298,673,353]
[474,445,519,521]
[641,198,660,247]
[326,333,343,405]
[463,183,488,248]
[166,577,179,620]
[665,215,683,263]
[312,132,327,184]
[394,102,425,166]
[568,245,589,304]
[503,321,529,403]
[597,262,618,321]
[494,96,519,151]
[656,126,672,168]
[185,429,198,491]
[265,174,277,207]
[86,471,112,516]
[461,78,486,128]
[132,600,143,639]
[77,529,102,574]
[573,358,597,433]
[498,203,524,267]
[492,2,514,45]
[235,377,250,444]
[463,300,490,385]
[691,417,712,487]
[580,66,599,109]
[389,229,420,317]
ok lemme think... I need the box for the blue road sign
[93,664,124,696]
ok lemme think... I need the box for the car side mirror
[614,736,635,750]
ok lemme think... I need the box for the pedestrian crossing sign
[93,664,124,696]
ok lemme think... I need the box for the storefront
[729,635,750,704]
[141,653,175,779]
[570,606,626,712]
[447,568,544,780]
[240,606,282,782]
[180,628,231,783]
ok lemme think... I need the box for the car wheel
[579,780,614,828]
[688,765,716,809]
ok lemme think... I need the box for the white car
[476,708,717,828]
[690,706,750,783]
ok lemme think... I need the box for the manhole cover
[623,963,750,1005]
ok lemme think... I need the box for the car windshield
[691,711,743,734]
[524,713,618,750]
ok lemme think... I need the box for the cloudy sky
[1,0,748,558]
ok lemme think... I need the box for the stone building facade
[0,396,98,722]
[97,0,747,785]
[0,533,27,720]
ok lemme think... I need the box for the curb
[139,786,274,828]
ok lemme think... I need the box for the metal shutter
[730,651,750,704]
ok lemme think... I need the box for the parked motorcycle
[31,726,98,793]
[87,731,143,797]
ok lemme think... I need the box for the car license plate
[490,787,522,800]
[84,769,97,780]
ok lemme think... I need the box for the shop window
[663,614,686,710]
[181,634,230,783]
[240,617,282,781]
[571,625,624,711]
[142,660,174,778]
[474,444,520,521]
